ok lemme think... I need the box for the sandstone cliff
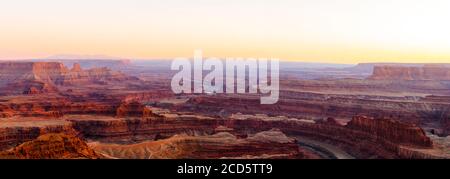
[0,121,76,150]
[0,62,139,90]
[115,101,151,118]
[89,129,313,159]
[369,65,450,80]
[347,116,433,147]
[67,110,441,159]
[0,133,100,159]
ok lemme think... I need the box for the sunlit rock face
[0,61,138,90]
[88,129,317,159]
[0,133,100,159]
[370,65,450,81]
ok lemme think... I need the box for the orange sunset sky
[1,0,450,64]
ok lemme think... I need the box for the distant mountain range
[44,54,125,60]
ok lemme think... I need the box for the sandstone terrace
[0,60,449,159]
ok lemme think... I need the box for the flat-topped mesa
[89,129,314,159]
[369,65,450,80]
[0,62,68,83]
[0,61,138,88]
[347,115,433,148]
[115,101,152,118]
[71,63,83,72]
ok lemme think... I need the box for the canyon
[0,111,446,159]
[0,61,449,159]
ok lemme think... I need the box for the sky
[1,0,450,64]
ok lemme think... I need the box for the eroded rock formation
[347,116,433,147]
[0,109,446,159]
[89,129,315,159]
[0,133,100,159]
[0,60,449,159]
[369,65,450,80]
[0,121,76,150]
[116,101,152,117]
[0,62,139,89]
[65,109,440,158]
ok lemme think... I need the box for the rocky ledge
[369,65,450,81]
[0,133,100,159]
[89,129,317,159]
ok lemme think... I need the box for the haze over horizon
[1,0,450,64]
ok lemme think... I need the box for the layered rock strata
[89,129,315,159]
[0,133,100,159]
[369,65,450,81]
